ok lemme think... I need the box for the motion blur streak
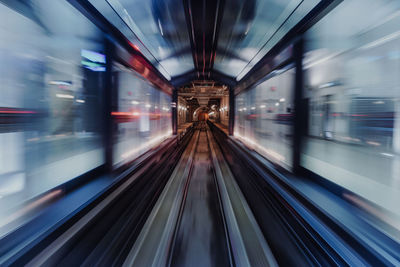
[0,0,106,236]
[0,189,63,231]
[233,0,400,239]
[0,0,172,237]
[301,0,400,229]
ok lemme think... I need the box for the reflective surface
[302,0,400,220]
[0,0,105,221]
[215,0,319,80]
[90,0,320,80]
[112,63,172,166]
[235,67,295,169]
[103,0,193,78]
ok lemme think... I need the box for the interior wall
[177,96,188,125]
[220,95,229,126]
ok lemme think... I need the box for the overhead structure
[90,0,322,85]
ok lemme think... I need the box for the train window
[0,0,105,220]
[301,0,400,218]
[111,63,172,167]
[235,66,295,170]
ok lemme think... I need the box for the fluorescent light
[56,94,74,99]
[319,82,337,89]
[366,141,381,146]
[145,104,151,108]
[76,99,85,103]
[158,19,164,36]
[360,30,400,50]
[279,98,285,102]
[49,81,72,86]
[132,100,139,105]
[81,49,106,63]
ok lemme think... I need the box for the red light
[132,44,140,51]
[0,109,36,114]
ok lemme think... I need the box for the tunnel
[0,0,400,266]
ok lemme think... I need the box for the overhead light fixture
[49,81,72,86]
[158,19,164,36]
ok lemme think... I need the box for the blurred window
[235,66,295,169]
[112,63,172,166]
[0,0,105,217]
[302,0,400,217]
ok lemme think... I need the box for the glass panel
[100,0,194,78]
[215,0,319,80]
[302,0,400,220]
[112,63,172,166]
[0,0,105,220]
[235,66,295,169]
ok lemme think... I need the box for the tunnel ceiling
[93,0,321,84]
[179,80,228,107]
[179,81,228,97]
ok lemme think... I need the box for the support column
[228,87,235,135]
[394,99,400,154]
[104,37,114,170]
[293,37,304,174]
[172,89,178,135]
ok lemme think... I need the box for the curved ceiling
[90,0,321,83]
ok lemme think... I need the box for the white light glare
[56,94,74,99]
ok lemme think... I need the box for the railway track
[18,122,275,266]
[124,122,276,266]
